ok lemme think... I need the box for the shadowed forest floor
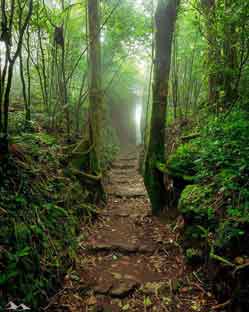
[46,151,217,312]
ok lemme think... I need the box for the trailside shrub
[179,184,216,227]
[167,110,249,308]
[167,142,199,178]
[168,110,249,257]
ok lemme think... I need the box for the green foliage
[8,112,37,135]
[167,143,198,177]
[0,131,95,309]
[185,248,202,262]
[168,111,249,257]
[179,185,215,224]
[168,1,207,117]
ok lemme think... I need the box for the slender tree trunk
[75,71,88,135]
[171,33,178,120]
[140,0,154,174]
[0,50,8,132]
[60,0,70,140]
[26,26,31,122]
[144,0,179,215]
[0,0,33,152]
[201,0,220,109]
[0,56,2,131]
[19,47,28,120]
[88,0,103,174]
[37,27,49,112]
[223,0,238,108]
[3,62,14,138]
[61,41,70,139]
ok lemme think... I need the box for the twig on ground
[212,299,231,310]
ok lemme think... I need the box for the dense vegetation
[0,0,249,311]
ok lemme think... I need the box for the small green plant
[143,296,152,311]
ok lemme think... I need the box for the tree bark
[223,0,238,108]
[0,0,33,149]
[201,0,220,109]
[26,26,31,123]
[19,46,28,120]
[144,0,179,215]
[88,0,103,174]
[60,0,70,140]
[171,32,178,119]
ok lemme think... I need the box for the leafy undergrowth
[0,129,97,310]
[167,111,249,309]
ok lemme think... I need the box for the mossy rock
[179,184,215,225]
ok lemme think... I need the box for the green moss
[144,157,166,215]
[70,140,91,171]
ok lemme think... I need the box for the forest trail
[46,151,215,312]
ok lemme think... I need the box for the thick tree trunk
[144,0,179,215]
[88,0,103,174]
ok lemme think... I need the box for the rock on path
[46,151,216,312]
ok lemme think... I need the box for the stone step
[112,162,137,170]
[77,254,182,299]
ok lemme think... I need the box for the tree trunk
[88,0,103,174]
[37,26,49,113]
[19,20,31,125]
[223,0,238,108]
[3,62,14,140]
[0,49,8,133]
[144,0,179,215]
[26,26,31,123]
[171,32,178,120]
[201,0,220,109]
[0,0,33,150]
[60,0,70,140]
[19,47,28,122]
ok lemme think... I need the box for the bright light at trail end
[135,105,142,127]
[135,105,142,144]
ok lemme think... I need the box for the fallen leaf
[180,287,189,293]
[87,295,97,306]
[122,304,130,310]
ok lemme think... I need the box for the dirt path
[46,152,216,312]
